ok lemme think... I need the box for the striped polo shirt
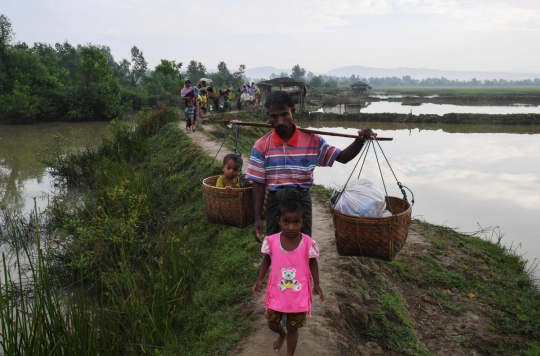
[245,124,341,191]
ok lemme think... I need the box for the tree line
[264,64,540,88]
[0,14,245,123]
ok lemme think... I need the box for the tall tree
[71,45,121,119]
[130,46,147,86]
[185,60,206,83]
[291,64,306,81]
[116,58,131,86]
[54,41,79,79]
[309,75,323,88]
[0,14,14,73]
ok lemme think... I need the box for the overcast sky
[3,0,540,74]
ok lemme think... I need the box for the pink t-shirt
[261,233,319,315]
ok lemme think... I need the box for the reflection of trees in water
[0,148,40,212]
[323,103,371,114]
[0,122,110,211]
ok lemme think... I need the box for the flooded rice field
[308,121,540,275]
[318,101,540,115]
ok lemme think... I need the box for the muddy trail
[182,118,540,356]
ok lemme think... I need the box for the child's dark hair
[277,199,306,219]
[264,91,293,110]
[222,153,238,165]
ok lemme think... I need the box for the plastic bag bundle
[333,179,386,218]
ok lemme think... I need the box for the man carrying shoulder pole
[245,91,377,243]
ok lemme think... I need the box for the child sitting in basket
[216,154,252,190]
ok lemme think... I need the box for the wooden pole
[220,120,393,141]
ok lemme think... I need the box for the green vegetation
[1,106,263,354]
[0,14,246,123]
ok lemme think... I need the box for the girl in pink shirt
[252,199,324,356]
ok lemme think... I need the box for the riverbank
[2,110,539,355]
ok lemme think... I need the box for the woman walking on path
[181,79,197,129]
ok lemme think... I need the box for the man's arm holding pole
[335,126,377,164]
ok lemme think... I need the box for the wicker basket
[332,196,412,261]
[207,92,220,100]
[202,175,262,228]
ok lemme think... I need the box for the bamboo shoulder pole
[221,120,393,141]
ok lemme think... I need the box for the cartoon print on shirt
[278,268,302,292]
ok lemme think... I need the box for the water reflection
[310,123,540,274]
[0,121,112,214]
[321,101,540,115]
[321,103,370,114]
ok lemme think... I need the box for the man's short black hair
[264,91,294,110]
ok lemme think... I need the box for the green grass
[1,105,264,355]
[372,86,540,95]
[369,276,431,356]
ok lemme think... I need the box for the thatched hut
[351,81,372,94]
[257,77,309,114]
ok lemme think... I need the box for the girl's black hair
[264,91,294,110]
[222,153,238,165]
[277,199,306,219]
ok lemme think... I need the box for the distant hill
[244,66,291,80]
[325,66,540,81]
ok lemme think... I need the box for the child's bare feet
[273,333,286,353]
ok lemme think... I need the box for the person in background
[184,98,196,132]
[236,88,243,110]
[200,89,208,115]
[241,90,251,107]
[228,89,236,109]
[193,83,201,122]
[181,79,195,106]
[222,88,231,112]
[255,85,261,106]
[249,83,255,105]
[181,79,195,130]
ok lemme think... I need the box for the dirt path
[182,122,341,355]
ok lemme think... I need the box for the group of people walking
[213,90,377,355]
[181,78,263,131]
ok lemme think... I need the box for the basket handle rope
[374,140,415,205]
[332,138,415,216]
[331,140,372,211]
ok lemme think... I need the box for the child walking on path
[184,99,196,131]
[252,199,324,356]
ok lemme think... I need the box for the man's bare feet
[273,333,286,353]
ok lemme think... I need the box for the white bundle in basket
[334,179,386,218]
